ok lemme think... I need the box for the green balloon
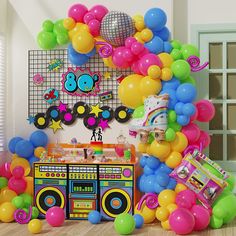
[168,122,182,132]
[31,206,39,219]
[42,20,54,32]
[171,40,182,49]
[114,213,135,235]
[181,44,200,60]
[210,215,223,229]
[54,19,68,35]
[37,31,57,49]
[225,173,235,192]
[147,133,155,144]
[133,105,144,118]
[57,33,69,45]
[213,205,227,218]
[202,163,224,179]
[0,177,8,189]
[182,76,196,86]
[171,59,191,80]
[168,110,177,123]
[22,208,29,213]
[170,48,182,61]
[12,196,25,209]
[165,128,176,142]
[20,193,33,207]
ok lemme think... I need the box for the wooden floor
[1,220,236,236]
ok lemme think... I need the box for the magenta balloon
[83,12,95,24]
[88,19,101,36]
[125,37,137,48]
[191,205,210,231]
[90,5,109,21]
[169,208,195,235]
[12,166,25,179]
[138,53,162,75]
[196,100,215,122]
[190,107,199,121]
[182,123,201,144]
[176,190,197,209]
[0,162,12,179]
[123,48,134,62]
[131,42,145,55]
[196,130,211,149]
[112,47,130,68]
[8,177,27,194]
[68,4,88,22]
[131,60,141,74]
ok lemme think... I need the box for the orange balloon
[24,176,33,196]
[10,158,31,176]
[0,188,17,204]
[34,147,46,158]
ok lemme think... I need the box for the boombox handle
[47,143,136,163]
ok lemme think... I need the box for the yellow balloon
[137,143,149,153]
[118,74,144,109]
[161,67,173,81]
[34,146,46,158]
[147,65,161,79]
[134,32,144,43]
[134,203,156,224]
[170,132,188,153]
[63,17,75,31]
[69,23,89,40]
[72,30,95,54]
[133,15,145,31]
[161,219,170,230]
[146,145,152,155]
[165,151,182,169]
[158,190,176,207]
[0,188,17,204]
[10,158,31,176]
[141,28,153,42]
[158,53,173,68]
[175,183,187,194]
[166,203,178,213]
[103,56,117,69]
[0,202,16,223]
[155,206,169,222]
[28,219,42,234]
[12,154,20,160]
[149,140,171,161]
[140,76,162,98]
[24,176,34,196]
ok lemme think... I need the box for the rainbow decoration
[90,141,103,155]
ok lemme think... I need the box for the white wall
[6,0,173,146]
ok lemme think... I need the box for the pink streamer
[95,41,113,58]
[137,193,159,210]
[14,206,32,224]
[187,56,209,72]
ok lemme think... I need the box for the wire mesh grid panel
[28,49,132,117]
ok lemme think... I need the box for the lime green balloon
[54,19,68,35]
[225,173,235,192]
[147,133,155,144]
[37,31,57,49]
[182,76,196,86]
[42,20,54,32]
[0,177,8,189]
[31,206,39,219]
[171,59,191,81]
[171,40,182,49]
[165,128,176,142]
[168,122,182,132]
[22,207,29,213]
[57,33,69,45]
[181,44,199,60]
[12,196,25,209]
[114,213,135,235]
[170,48,182,61]
[20,193,33,207]
[210,215,223,229]
[168,110,177,123]
[213,205,227,218]
[202,163,224,179]
[133,105,144,118]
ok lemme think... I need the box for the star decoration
[27,115,35,124]
[49,119,63,133]
[104,71,111,80]
[98,119,110,131]
[90,104,103,117]
[57,101,67,112]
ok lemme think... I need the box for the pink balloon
[196,100,215,122]
[12,166,24,179]
[190,107,198,122]
[169,208,195,235]
[176,190,197,209]
[131,42,144,55]
[196,130,211,149]
[90,5,109,21]
[46,206,65,227]
[8,176,26,194]
[0,162,12,179]
[112,47,130,68]
[123,48,134,62]
[131,60,141,74]
[182,123,201,144]
[88,19,101,36]
[191,205,210,231]
[125,37,137,48]
[138,48,149,58]
[83,12,95,24]
[68,4,88,22]
[138,53,162,75]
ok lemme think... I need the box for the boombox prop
[33,143,141,220]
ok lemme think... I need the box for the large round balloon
[100,11,135,46]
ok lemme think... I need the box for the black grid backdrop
[28,49,132,117]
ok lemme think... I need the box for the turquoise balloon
[171,59,191,80]
[133,105,144,118]
[181,44,199,60]
[37,31,57,49]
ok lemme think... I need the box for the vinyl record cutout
[115,106,131,123]
[99,106,114,122]
[73,101,90,118]
[60,109,76,125]
[34,113,49,129]
[46,106,60,121]
[83,114,99,130]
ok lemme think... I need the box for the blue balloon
[177,115,190,126]
[145,36,164,54]
[155,171,170,187]
[162,77,180,90]
[28,156,40,166]
[157,163,173,174]
[164,41,172,53]
[133,214,144,229]
[15,140,34,158]
[154,183,165,194]
[88,210,101,224]
[160,89,178,109]
[86,47,96,57]
[175,102,184,115]
[166,178,177,190]
[8,137,23,154]
[68,44,89,66]
[144,8,167,31]
[30,131,48,147]
[138,174,147,192]
[140,155,147,168]
[143,175,156,193]
[146,156,160,170]
[144,165,155,175]
[182,103,196,116]
[176,83,197,103]
[153,27,170,41]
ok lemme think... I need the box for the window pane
[209,73,223,99]
[227,42,236,69]
[227,73,236,99]
[209,43,222,69]
[227,104,236,130]
[228,135,236,160]
[209,104,223,130]
[209,134,223,160]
